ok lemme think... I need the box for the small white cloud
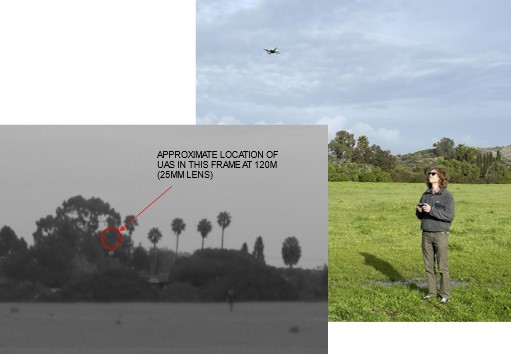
[254,120,284,125]
[351,122,373,135]
[377,127,400,141]
[457,134,476,146]
[315,115,348,140]
[197,114,243,125]
[352,122,400,143]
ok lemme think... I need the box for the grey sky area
[0,126,327,269]
[197,0,511,154]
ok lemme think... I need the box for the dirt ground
[0,302,327,353]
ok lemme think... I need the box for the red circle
[100,227,123,250]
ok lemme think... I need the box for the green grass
[328,182,511,321]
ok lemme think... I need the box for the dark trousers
[422,231,451,299]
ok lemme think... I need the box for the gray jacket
[416,188,455,232]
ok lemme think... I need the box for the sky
[0,125,327,269]
[197,0,511,155]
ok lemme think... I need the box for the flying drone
[264,47,280,55]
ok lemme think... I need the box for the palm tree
[217,211,231,249]
[197,218,212,250]
[123,214,138,259]
[123,215,138,237]
[147,227,162,250]
[147,227,162,275]
[171,217,186,258]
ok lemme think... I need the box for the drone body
[264,47,280,55]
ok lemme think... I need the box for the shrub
[158,282,200,302]
[169,249,299,301]
[61,268,153,301]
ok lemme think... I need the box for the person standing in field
[227,288,234,312]
[416,167,455,304]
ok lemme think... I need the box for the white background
[0,1,194,124]
[330,322,511,353]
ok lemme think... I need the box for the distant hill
[168,249,327,302]
[397,145,511,168]
[478,145,511,165]
[396,148,437,170]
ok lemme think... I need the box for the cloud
[315,116,400,150]
[351,122,400,145]
[198,0,511,102]
[197,0,263,25]
[198,0,510,112]
[254,120,284,125]
[197,0,511,153]
[315,115,348,140]
[197,114,243,125]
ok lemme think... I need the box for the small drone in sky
[264,47,280,55]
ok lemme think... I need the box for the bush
[329,163,394,182]
[158,282,200,302]
[375,170,392,182]
[279,267,328,301]
[61,268,153,301]
[0,281,34,301]
[169,249,299,301]
[359,171,376,182]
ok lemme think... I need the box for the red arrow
[120,185,173,231]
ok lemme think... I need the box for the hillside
[478,145,511,165]
[167,249,328,301]
[397,145,511,168]
[396,148,437,169]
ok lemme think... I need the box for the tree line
[328,131,511,183]
[0,196,316,302]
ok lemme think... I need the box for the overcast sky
[197,0,511,155]
[0,125,327,269]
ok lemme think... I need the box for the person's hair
[426,167,448,189]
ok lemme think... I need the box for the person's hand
[422,203,431,213]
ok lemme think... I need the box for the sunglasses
[428,172,438,176]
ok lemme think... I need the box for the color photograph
[197,0,511,351]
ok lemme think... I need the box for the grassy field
[0,302,327,353]
[328,182,511,321]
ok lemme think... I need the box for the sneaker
[440,297,449,304]
[422,294,436,300]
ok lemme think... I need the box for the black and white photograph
[0,125,328,353]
